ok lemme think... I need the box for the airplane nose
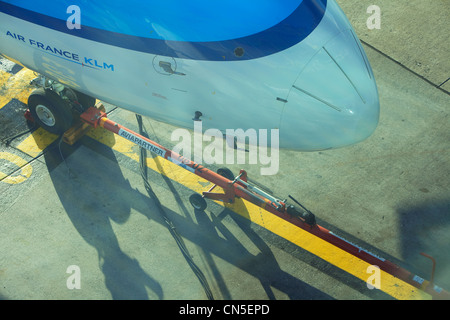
[280,28,380,151]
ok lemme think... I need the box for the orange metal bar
[80,107,450,300]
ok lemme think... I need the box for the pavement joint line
[0,151,33,184]
[361,41,450,95]
[0,157,31,183]
[2,53,441,299]
[0,15,447,297]
[11,124,433,300]
[438,77,450,88]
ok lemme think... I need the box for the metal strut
[80,105,449,300]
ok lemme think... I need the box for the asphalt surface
[0,2,449,301]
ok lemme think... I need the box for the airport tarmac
[1,2,449,300]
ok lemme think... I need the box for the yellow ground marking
[15,127,58,158]
[0,62,435,299]
[0,69,35,109]
[85,127,432,300]
[0,152,33,184]
[1,128,57,184]
[12,122,431,300]
[226,198,431,300]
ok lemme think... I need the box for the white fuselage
[0,0,379,151]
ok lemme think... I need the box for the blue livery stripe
[1,0,305,42]
[0,0,327,61]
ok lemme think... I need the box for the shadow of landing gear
[135,115,332,300]
[43,135,163,299]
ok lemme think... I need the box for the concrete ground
[0,2,449,300]
[337,0,450,93]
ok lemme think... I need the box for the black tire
[74,90,96,111]
[28,88,73,134]
[189,193,207,211]
[217,167,234,181]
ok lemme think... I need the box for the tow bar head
[286,204,316,226]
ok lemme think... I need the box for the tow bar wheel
[217,167,234,180]
[28,88,74,134]
[189,193,207,211]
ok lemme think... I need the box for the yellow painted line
[86,127,431,300]
[233,200,431,300]
[0,152,33,184]
[0,63,433,299]
[1,128,57,184]
[87,127,213,193]
[15,127,58,158]
[13,124,431,299]
[0,68,35,109]
[0,69,12,84]
[0,70,12,109]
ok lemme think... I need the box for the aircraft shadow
[139,124,336,300]
[39,116,414,300]
[0,103,391,300]
[43,136,163,300]
[42,132,336,300]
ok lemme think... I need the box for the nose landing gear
[28,88,73,134]
[27,76,95,135]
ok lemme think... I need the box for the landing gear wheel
[189,193,207,211]
[28,88,73,134]
[217,167,234,181]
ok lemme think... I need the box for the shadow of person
[397,199,450,291]
[100,249,162,300]
[43,134,163,299]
